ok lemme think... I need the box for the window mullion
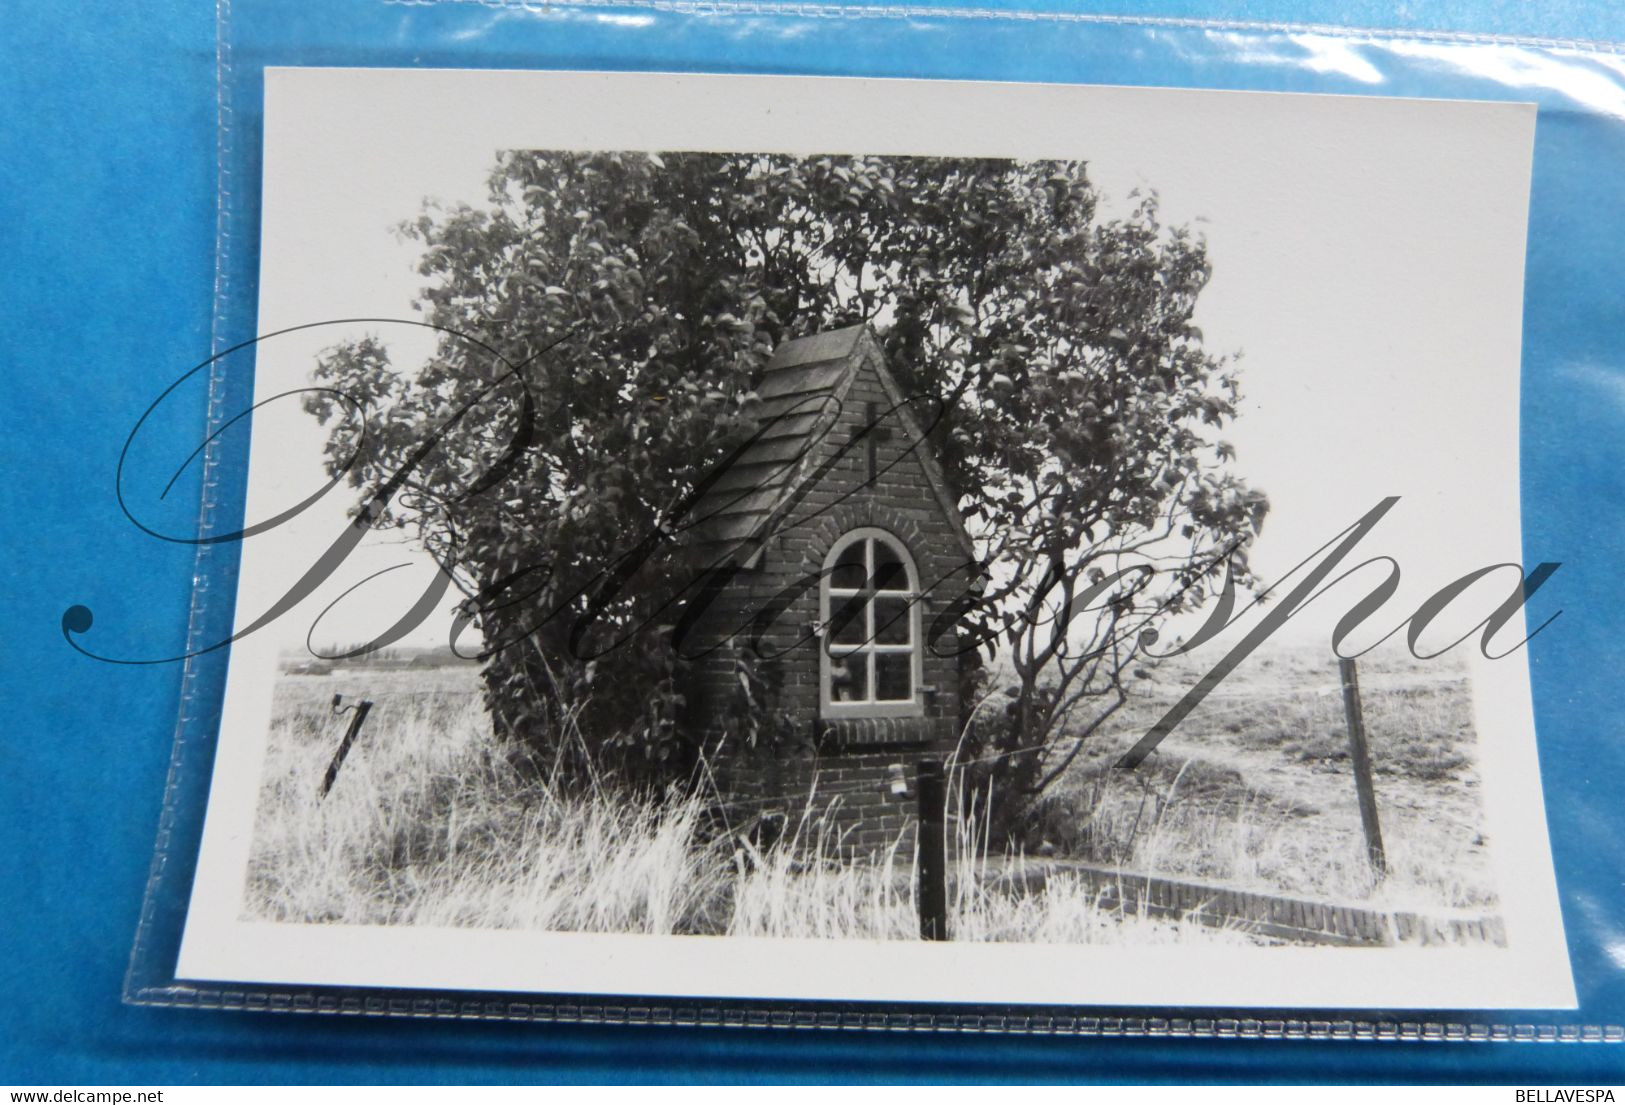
[865,538,876,702]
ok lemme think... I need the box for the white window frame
[818,527,925,720]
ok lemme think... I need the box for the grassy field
[244,664,1260,944]
[1036,639,1497,913]
[243,638,1497,940]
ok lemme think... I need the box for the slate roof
[686,324,978,566]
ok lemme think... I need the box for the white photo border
[175,68,1573,1010]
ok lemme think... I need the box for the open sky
[243,69,1536,660]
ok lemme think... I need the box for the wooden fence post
[1337,657,1387,878]
[319,697,374,799]
[916,759,949,941]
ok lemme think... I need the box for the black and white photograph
[175,69,1572,1008]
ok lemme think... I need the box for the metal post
[1337,657,1387,878]
[916,759,949,941]
[320,698,374,799]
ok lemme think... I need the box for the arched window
[820,528,924,718]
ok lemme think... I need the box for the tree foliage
[306,151,1267,812]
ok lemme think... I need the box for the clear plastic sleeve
[123,0,1625,1042]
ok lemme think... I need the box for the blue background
[7,0,1625,1084]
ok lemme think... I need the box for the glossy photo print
[167,68,1572,1009]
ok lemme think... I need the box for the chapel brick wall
[685,351,972,859]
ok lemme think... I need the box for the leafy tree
[306,151,1266,814]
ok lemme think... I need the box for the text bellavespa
[66,320,1560,764]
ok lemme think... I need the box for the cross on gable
[686,325,979,570]
[862,400,894,483]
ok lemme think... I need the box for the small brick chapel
[685,325,978,854]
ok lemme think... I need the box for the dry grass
[244,667,1261,944]
[247,672,730,933]
[1034,640,1499,912]
[246,637,1498,941]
